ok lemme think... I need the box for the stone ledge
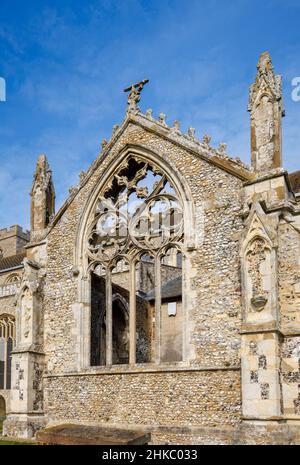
[36,424,150,445]
[44,364,240,378]
[240,321,281,335]
[36,420,300,445]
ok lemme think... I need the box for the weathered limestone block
[241,333,281,418]
[248,52,284,173]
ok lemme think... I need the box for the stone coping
[44,363,240,378]
[36,424,150,445]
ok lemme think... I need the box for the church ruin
[1,52,300,444]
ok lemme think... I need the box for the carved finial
[112,124,119,135]
[30,154,55,237]
[158,112,167,126]
[248,52,284,114]
[187,127,195,139]
[248,52,284,173]
[101,139,108,149]
[203,134,211,146]
[69,186,78,196]
[172,120,181,132]
[218,142,227,154]
[124,79,149,114]
[145,108,153,119]
[79,171,86,182]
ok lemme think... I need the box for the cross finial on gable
[123,79,149,114]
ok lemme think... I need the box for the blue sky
[0,0,300,229]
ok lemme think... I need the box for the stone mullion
[155,255,161,364]
[105,269,113,366]
[129,261,136,365]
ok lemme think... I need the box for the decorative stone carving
[241,203,278,323]
[123,79,149,114]
[172,120,181,133]
[30,154,55,238]
[69,186,78,196]
[248,52,284,173]
[112,124,119,135]
[246,238,269,311]
[203,134,211,146]
[15,258,44,347]
[158,112,167,126]
[21,288,32,339]
[218,142,227,154]
[79,170,86,183]
[145,108,153,119]
[187,127,195,139]
[86,157,183,263]
[101,139,108,149]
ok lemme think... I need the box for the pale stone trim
[43,365,240,378]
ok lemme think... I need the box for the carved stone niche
[246,237,271,312]
[241,204,279,324]
[15,258,44,350]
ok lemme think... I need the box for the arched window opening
[160,247,183,363]
[112,297,129,364]
[86,156,184,366]
[111,259,130,365]
[136,254,155,363]
[0,274,21,299]
[0,315,15,389]
[90,266,106,366]
[5,274,21,285]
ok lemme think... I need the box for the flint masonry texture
[1,52,300,444]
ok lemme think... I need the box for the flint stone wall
[44,122,244,378]
[45,369,241,429]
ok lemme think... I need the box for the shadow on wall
[0,396,6,433]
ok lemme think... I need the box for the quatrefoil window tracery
[86,157,184,264]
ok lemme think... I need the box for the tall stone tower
[30,155,55,239]
[240,53,289,425]
[248,51,285,173]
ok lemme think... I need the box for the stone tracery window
[0,315,15,389]
[5,274,21,284]
[87,157,184,366]
[0,274,21,299]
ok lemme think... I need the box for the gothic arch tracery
[76,146,193,368]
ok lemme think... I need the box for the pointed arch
[75,144,194,369]
[0,314,15,390]
[74,144,195,273]
[241,203,279,323]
